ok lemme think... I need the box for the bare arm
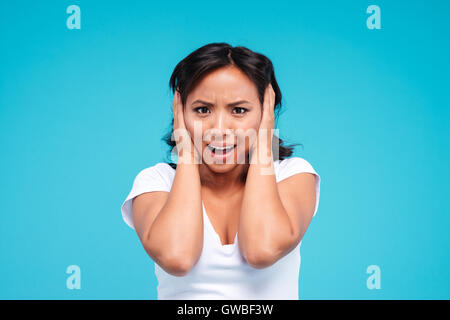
[132,91,203,276]
[238,126,293,268]
[239,84,316,269]
[239,164,316,269]
[132,162,202,276]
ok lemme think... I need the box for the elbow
[161,254,195,277]
[245,247,277,269]
[143,241,195,277]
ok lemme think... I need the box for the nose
[216,110,227,132]
[206,110,233,142]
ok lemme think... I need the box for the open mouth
[207,144,236,156]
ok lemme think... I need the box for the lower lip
[208,146,236,161]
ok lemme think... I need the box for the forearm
[238,143,294,266]
[147,158,203,267]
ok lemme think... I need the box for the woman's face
[184,65,262,173]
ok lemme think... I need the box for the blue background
[0,0,449,299]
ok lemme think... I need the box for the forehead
[187,66,259,103]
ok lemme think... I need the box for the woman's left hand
[260,83,276,132]
[250,83,276,157]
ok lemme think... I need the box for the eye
[232,107,248,115]
[194,106,210,114]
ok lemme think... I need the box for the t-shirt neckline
[202,201,238,252]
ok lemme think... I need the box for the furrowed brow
[191,99,250,107]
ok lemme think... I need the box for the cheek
[184,119,194,135]
[234,122,260,150]
[243,115,261,132]
[184,117,206,144]
[183,113,196,133]
[248,108,262,126]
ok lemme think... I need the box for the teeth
[208,145,235,152]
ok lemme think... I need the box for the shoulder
[121,162,175,230]
[274,157,320,183]
[274,157,321,217]
[133,162,175,188]
[136,162,174,177]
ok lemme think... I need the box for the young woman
[121,43,321,300]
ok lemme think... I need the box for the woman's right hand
[172,90,201,164]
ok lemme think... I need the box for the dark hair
[163,42,301,170]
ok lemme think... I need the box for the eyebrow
[191,99,250,107]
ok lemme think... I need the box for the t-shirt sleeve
[276,157,321,217]
[120,163,172,230]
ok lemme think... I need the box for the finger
[269,84,275,114]
[172,92,178,129]
[263,84,273,118]
[262,84,275,129]
[263,84,270,115]
[176,92,185,129]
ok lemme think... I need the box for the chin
[204,162,238,173]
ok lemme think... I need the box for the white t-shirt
[121,157,321,300]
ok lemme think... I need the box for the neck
[199,163,249,195]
